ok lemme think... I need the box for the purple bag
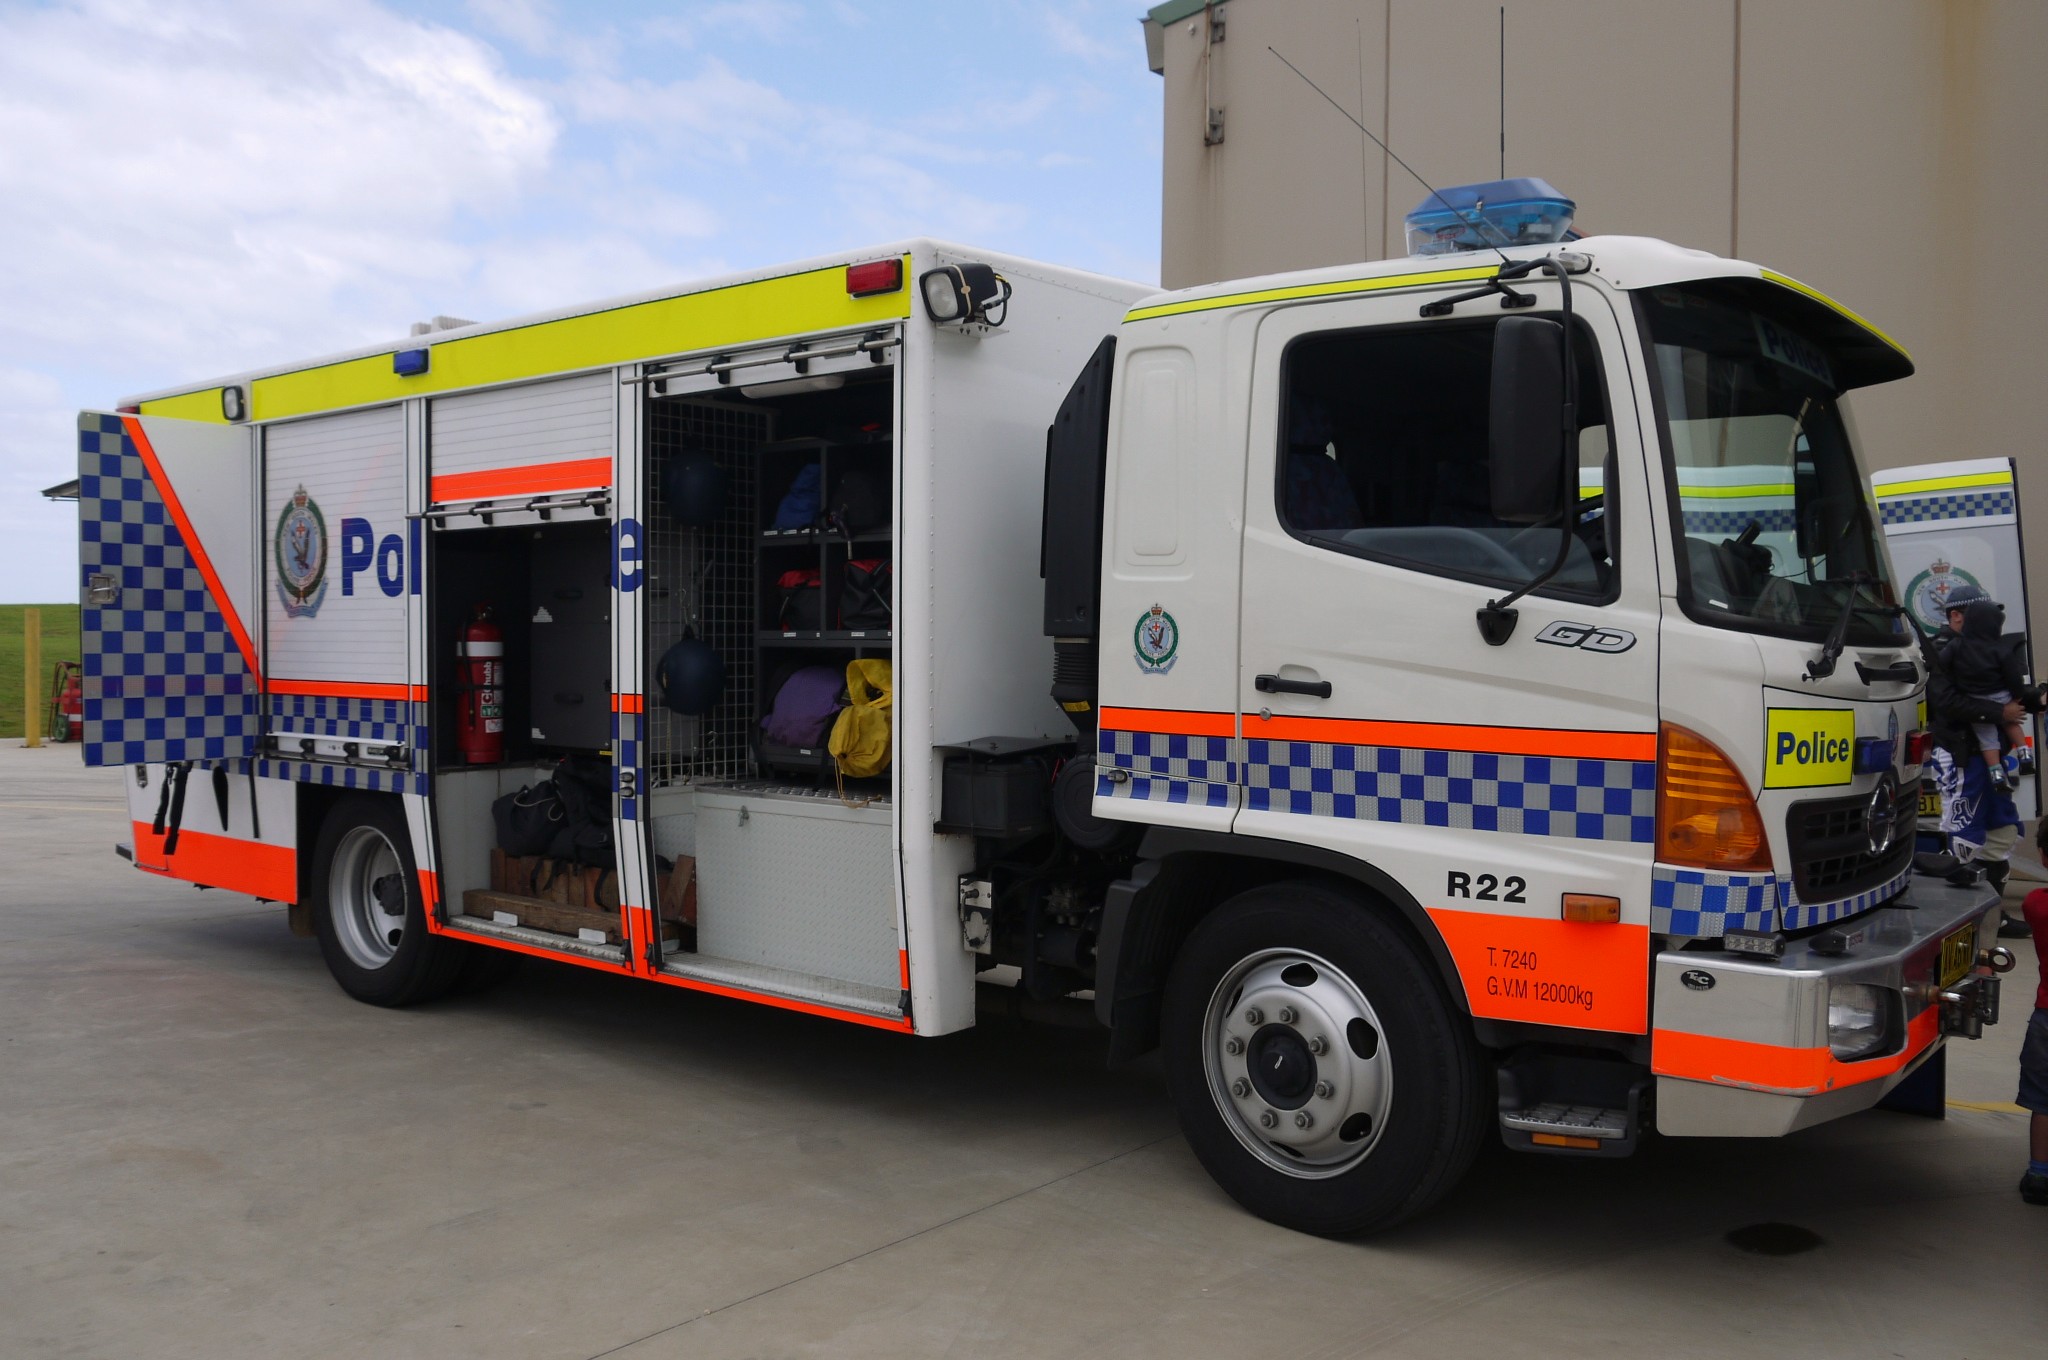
[761,666,845,747]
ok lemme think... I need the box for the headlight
[1827,983,1897,1061]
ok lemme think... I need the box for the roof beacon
[1405,178,1575,256]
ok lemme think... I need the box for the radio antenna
[1499,7,1506,179]
[1267,46,1512,266]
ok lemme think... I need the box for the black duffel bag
[840,558,892,630]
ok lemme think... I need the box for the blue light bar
[393,348,430,376]
[1406,178,1575,256]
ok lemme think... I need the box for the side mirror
[1488,316,1569,524]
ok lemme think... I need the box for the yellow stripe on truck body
[139,259,914,425]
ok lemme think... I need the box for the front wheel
[1161,881,1488,1236]
[310,795,466,1007]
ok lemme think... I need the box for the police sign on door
[1765,708,1854,788]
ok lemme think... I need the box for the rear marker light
[1903,728,1930,766]
[845,259,903,297]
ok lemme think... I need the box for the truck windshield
[1641,284,1902,647]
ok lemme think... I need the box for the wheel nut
[1277,1006,1297,1024]
[1231,1078,1250,1098]
[1307,1035,1328,1055]
[1314,1081,1334,1099]
[1244,1007,1264,1025]
[1224,1036,1244,1056]
[1294,1111,1314,1130]
[1258,1110,1278,1129]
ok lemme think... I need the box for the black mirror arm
[1478,257,1579,646]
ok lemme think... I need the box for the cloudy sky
[0,0,1161,600]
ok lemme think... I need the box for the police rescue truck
[78,185,2011,1235]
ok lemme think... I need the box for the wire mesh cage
[645,394,768,785]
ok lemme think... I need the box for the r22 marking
[1447,871,1525,903]
[1534,619,1636,653]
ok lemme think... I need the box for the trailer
[79,211,2013,1235]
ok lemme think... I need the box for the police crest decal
[1134,603,1179,673]
[275,485,329,618]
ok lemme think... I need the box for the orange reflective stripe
[1426,907,1649,1033]
[123,416,261,679]
[1097,706,1236,737]
[611,693,645,713]
[1251,714,1655,761]
[431,457,611,503]
[416,868,439,910]
[131,821,296,901]
[1653,1007,1940,1095]
[650,969,917,1032]
[268,679,426,701]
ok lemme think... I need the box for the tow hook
[1979,945,2018,974]
[1940,973,2001,1039]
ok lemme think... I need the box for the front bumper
[1652,876,2001,1137]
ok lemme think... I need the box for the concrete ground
[0,742,2040,1360]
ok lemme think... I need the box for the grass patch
[0,604,84,739]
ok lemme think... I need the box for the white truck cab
[78,215,2010,1238]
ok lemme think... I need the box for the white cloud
[0,0,558,372]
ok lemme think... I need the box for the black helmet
[656,637,725,715]
[661,449,727,527]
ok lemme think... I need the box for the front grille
[1785,781,1917,902]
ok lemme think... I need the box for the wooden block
[462,888,623,944]
[658,856,697,927]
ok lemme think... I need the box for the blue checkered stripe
[267,693,417,745]
[1682,508,1796,536]
[1651,864,1779,936]
[614,708,642,821]
[1779,862,1913,931]
[1097,729,1236,808]
[252,755,427,796]
[77,413,258,767]
[257,693,427,795]
[1242,741,1656,842]
[1878,489,2015,525]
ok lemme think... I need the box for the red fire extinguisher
[53,662,83,743]
[456,604,504,765]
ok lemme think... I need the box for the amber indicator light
[1656,723,1772,872]
[1561,894,1621,924]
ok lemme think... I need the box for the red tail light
[1904,729,1930,766]
[845,259,902,297]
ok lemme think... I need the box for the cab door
[77,411,261,767]
[1233,280,1661,1037]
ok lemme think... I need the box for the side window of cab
[1277,317,1617,601]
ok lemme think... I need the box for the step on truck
[78,196,2010,1235]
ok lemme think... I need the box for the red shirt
[2023,888,2048,1011]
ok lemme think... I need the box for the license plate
[1918,788,1941,819]
[1939,926,1977,989]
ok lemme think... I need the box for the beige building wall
[1149,0,2048,638]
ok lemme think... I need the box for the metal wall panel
[429,372,614,498]
[264,406,411,685]
[695,791,899,993]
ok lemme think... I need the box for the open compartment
[640,354,902,1005]
[430,517,630,955]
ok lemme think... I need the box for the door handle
[86,573,119,606]
[1255,673,1333,699]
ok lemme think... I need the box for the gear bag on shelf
[840,558,892,630]
[828,659,893,779]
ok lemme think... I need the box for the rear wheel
[310,795,466,1007]
[1162,880,1488,1236]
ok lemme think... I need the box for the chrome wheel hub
[1202,949,1392,1177]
